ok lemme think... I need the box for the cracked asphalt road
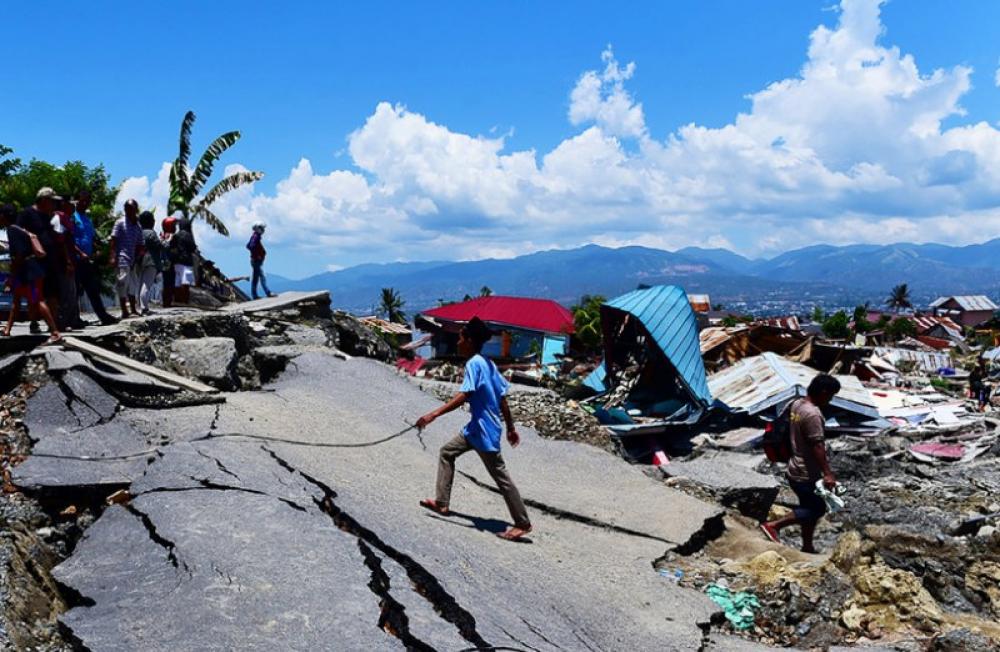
[30,351,744,651]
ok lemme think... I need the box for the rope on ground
[17,424,424,462]
[203,425,421,449]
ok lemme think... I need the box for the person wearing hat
[246,221,275,300]
[72,190,118,326]
[415,316,533,542]
[109,199,143,318]
[17,188,61,333]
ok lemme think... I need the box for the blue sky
[4,0,1000,278]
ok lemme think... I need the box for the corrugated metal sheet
[420,296,575,335]
[912,315,962,338]
[873,347,953,373]
[700,326,748,354]
[603,285,712,405]
[707,352,878,418]
[930,295,999,312]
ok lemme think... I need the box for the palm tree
[167,111,263,236]
[886,284,912,313]
[379,288,406,324]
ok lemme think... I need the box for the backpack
[762,401,795,463]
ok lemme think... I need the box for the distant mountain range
[247,239,1000,314]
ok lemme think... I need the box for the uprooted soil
[661,420,1000,650]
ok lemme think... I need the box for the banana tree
[167,111,263,236]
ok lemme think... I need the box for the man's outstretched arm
[416,392,468,429]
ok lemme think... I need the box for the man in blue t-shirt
[416,317,532,541]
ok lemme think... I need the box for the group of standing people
[1,187,201,342]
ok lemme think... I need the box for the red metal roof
[421,296,575,335]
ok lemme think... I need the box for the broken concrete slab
[14,376,219,494]
[12,421,151,492]
[54,496,390,651]
[658,451,780,522]
[22,372,117,444]
[60,371,118,424]
[63,337,218,394]
[221,291,330,315]
[37,347,179,393]
[169,337,238,389]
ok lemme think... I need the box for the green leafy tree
[379,288,407,324]
[479,286,493,297]
[811,306,826,323]
[885,317,917,342]
[852,305,874,334]
[821,310,851,339]
[886,283,912,313]
[571,295,605,351]
[0,145,21,180]
[167,111,263,236]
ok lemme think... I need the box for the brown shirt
[786,398,825,483]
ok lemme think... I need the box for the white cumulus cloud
[117,0,1000,277]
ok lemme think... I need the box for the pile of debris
[504,393,612,451]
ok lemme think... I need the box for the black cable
[12,424,423,462]
[202,425,419,449]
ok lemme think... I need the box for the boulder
[169,338,239,390]
[659,451,781,521]
[329,312,392,360]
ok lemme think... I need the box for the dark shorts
[12,278,43,306]
[790,479,827,524]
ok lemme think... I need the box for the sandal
[497,525,532,542]
[419,499,450,516]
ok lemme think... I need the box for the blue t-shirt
[73,210,96,257]
[460,354,509,453]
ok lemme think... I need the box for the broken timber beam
[61,337,219,394]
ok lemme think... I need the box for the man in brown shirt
[760,374,841,553]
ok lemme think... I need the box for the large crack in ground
[262,445,493,650]
[122,504,189,574]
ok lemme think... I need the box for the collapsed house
[707,351,884,434]
[699,324,811,372]
[581,286,713,459]
[358,316,412,345]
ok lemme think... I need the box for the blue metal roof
[601,285,712,405]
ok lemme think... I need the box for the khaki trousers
[435,433,531,528]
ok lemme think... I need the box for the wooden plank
[62,337,219,394]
